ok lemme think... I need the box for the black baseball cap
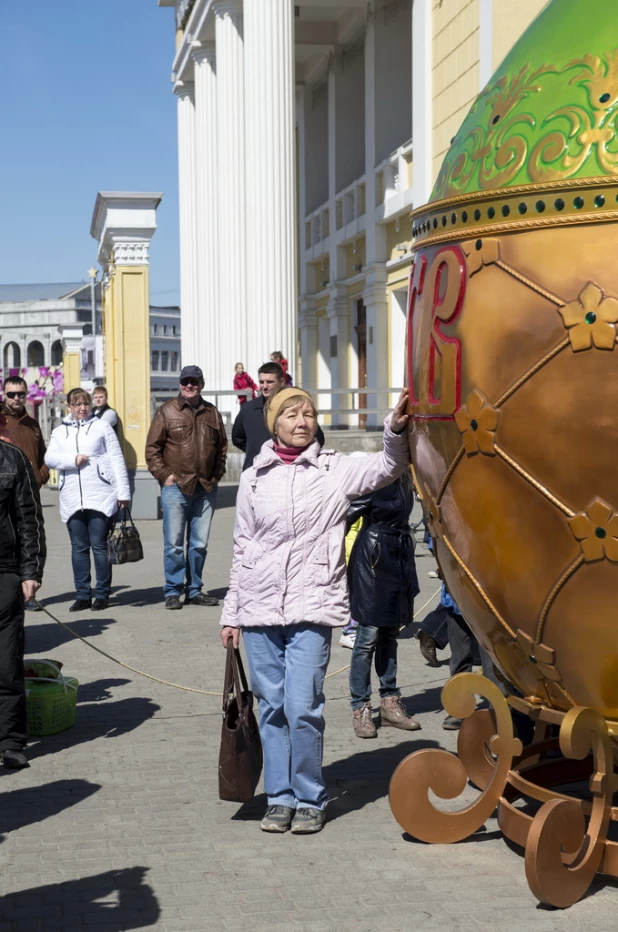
[179,365,203,382]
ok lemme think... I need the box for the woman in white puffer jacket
[45,389,130,612]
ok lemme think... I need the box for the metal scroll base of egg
[389,671,618,909]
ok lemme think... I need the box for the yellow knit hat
[266,388,315,434]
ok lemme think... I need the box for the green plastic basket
[25,677,79,736]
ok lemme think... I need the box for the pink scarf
[273,443,308,465]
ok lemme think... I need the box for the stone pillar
[214,0,246,391]
[91,192,162,518]
[327,287,350,428]
[299,299,318,391]
[244,0,297,380]
[175,83,199,370]
[60,325,83,395]
[363,265,389,429]
[191,42,219,390]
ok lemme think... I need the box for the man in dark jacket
[232,362,324,470]
[145,366,227,610]
[0,430,47,768]
[2,376,49,613]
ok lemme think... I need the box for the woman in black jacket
[347,470,420,738]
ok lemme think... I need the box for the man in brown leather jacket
[2,376,49,613]
[146,366,227,610]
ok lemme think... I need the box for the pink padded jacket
[220,417,410,629]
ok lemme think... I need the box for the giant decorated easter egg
[408,0,618,721]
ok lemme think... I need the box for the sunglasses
[180,379,200,387]
[6,391,26,399]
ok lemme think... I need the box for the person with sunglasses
[45,389,130,612]
[146,365,227,610]
[2,377,49,612]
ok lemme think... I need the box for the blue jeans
[242,624,332,810]
[67,510,112,600]
[161,483,217,598]
[349,624,400,710]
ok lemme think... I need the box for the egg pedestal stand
[388,0,618,907]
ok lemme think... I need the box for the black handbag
[107,506,144,565]
[218,642,263,803]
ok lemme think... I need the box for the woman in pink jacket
[220,387,411,835]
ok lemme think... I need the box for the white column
[412,0,433,207]
[244,0,297,381]
[214,0,246,393]
[299,299,318,391]
[297,87,308,298]
[192,42,220,390]
[327,286,350,428]
[175,82,199,369]
[363,266,389,428]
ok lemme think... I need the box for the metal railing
[150,387,404,431]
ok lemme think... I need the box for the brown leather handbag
[218,642,263,802]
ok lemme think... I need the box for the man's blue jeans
[242,623,332,811]
[161,483,217,598]
[349,624,400,710]
[67,509,112,600]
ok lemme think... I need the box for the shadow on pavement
[26,697,160,760]
[0,867,159,930]
[230,738,441,824]
[0,778,101,842]
[111,585,163,607]
[77,678,132,702]
[25,615,117,654]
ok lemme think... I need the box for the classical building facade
[0,282,180,395]
[161,0,545,425]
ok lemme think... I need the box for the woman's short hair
[266,388,317,437]
[69,389,92,406]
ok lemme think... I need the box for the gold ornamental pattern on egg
[408,215,618,721]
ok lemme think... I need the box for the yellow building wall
[492,0,547,71]
[432,0,480,180]
[62,352,81,396]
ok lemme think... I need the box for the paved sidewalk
[0,487,614,932]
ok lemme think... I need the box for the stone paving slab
[0,487,614,931]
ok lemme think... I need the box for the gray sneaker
[260,805,295,833]
[290,807,326,835]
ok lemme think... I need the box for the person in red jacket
[233,363,258,405]
[270,352,293,387]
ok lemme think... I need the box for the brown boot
[352,703,377,738]
[379,696,421,731]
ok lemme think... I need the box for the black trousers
[0,573,26,751]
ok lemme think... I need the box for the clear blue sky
[0,1,180,304]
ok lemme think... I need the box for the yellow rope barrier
[38,586,442,697]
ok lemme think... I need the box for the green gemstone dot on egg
[595,194,605,207]
[585,311,597,324]
[595,527,607,539]
[574,196,585,209]
[600,92,611,103]
[470,419,478,431]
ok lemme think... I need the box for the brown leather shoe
[379,696,421,731]
[418,630,439,667]
[352,703,377,738]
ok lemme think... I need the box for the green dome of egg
[431,0,618,202]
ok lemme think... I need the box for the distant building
[150,305,182,391]
[0,282,181,395]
